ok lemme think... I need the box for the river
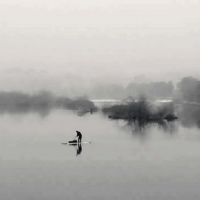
[0,107,200,200]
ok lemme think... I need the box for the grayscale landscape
[1,0,200,200]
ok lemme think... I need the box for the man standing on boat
[75,131,82,143]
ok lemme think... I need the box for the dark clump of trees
[102,96,177,123]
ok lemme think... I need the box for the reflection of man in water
[76,131,82,143]
[76,143,82,156]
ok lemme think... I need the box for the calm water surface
[0,109,200,200]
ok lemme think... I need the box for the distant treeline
[89,81,174,99]
[0,91,96,114]
[89,76,200,102]
[126,81,174,99]
[0,76,200,113]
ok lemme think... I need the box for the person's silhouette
[76,131,82,143]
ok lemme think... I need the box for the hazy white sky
[0,0,200,91]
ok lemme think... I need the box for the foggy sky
[0,0,200,92]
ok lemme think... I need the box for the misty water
[0,108,200,200]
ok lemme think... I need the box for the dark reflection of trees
[177,105,200,129]
[129,120,147,133]
[116,118,178,138]
[128,120,149,139]
[156,120,178,134]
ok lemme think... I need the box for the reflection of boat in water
[62,142,82,155]
[61,141,91,145]
[61,141,91,156]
